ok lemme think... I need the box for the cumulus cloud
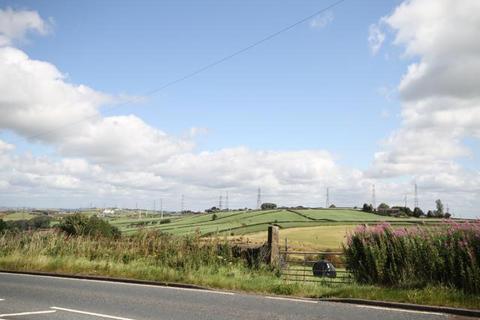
[0,6,478,216]
[370,0,480,210]
[0,9,189,166]
[310,11,334,29]
[0,7,51,46]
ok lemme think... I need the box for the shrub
[2,216,52,232]
[344,221,480,293]
[362,203,373,213]
[58,214,120,238]
[159,219,171,224]
[0,219,6,233]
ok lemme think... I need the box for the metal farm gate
[279,241,353,285]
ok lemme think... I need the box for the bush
[58,214,120,238]
[2,216,52,232]
[159,219,171,224]
[0,219,6,233]
[413,207,424,217]
[344,221,480,293]
[261,203,277,210]
[362,203,373,213]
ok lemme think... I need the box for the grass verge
[0,254,478,310]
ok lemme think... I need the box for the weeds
[344,221,480,293]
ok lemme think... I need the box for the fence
[279,239,353,285]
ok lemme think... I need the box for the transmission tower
[219,194,223,210]
[414,183,419,208]
[160,199,163,219]
[256,188,262,209]
[372,184,376,209]
[225,191,229,211]
[404,194,408,208]
[181,194,185,213]
[325,187,330,208]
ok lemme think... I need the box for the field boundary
[286,209,333,221]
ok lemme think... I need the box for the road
[0,272,472,320]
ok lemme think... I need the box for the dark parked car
[312,260,336,278]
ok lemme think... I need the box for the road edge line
[0,269,211,291]
[321,298,480,318]
[1,269,478,317]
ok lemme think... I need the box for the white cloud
[368,23,385,55]
[0,30,188,166]
[369,0,480,212]
[0,6,478,216]
[0,7,51,46]
[310,11,334,29]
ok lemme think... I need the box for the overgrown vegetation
[344,221,480,293]
[0,216,52,233]
[58,213,120,238]
[0,229,478,309]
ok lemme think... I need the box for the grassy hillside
[117,208,436,237]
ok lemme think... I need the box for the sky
[0,0,479,217]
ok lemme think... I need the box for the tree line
[362,199,451,218]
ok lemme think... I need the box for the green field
[236,225,355,251]
[0,212,38,221]
[114,208,438,240]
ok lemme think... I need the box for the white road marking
[51,306,136,320]
[0,310,56,317]
[265,296,318,304]
[354,304,447,316]
[0,299,4,301]
[0,272,234,296]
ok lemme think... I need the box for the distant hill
[114,208,441,236]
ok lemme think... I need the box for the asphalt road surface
[0,272,473,320]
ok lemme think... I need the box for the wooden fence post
[267,225,279,266]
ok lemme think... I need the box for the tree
[329,204,336,208]
[378,203,390,210]
[211,213,218,221]
[205,206,220,213]
[362,203,373,213]
[427,210,435,218]
[435,199,444,217]
[413,207,424,217]
[261,203,277,210]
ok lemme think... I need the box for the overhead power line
[18,0,347,143]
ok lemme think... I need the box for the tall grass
[0,230,235,274]
[344,221,480,293]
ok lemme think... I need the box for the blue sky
[0,0,478,216]
[7,0,403,167]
